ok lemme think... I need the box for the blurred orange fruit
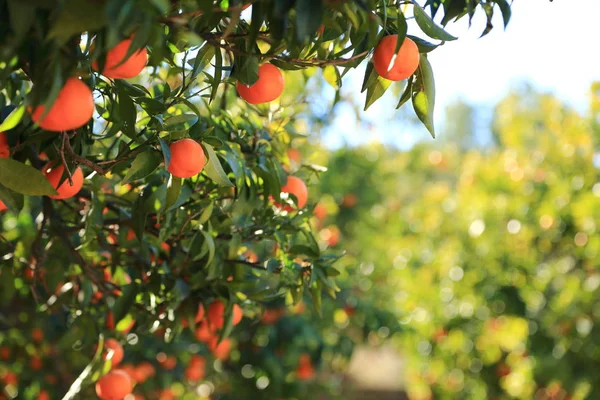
[95,370,133,400]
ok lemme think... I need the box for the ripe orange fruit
[30,355,43,370]
[279,176,308,210]
[43,163,84,200]
[195,321,214,342]
[37,390,49,400]
[296,354,315,381]
[2,371,17,385]
[0,346,10,360]
[103,338,124,366]
[158,355,177,370]
[95,370,133,400]
[373,35,420,81]
[207,300,243,330]
[126,228,136,241]
[236,63,284,104]
[182,303,205,328]
[31,77,94,131]
[32,328,44,343]
[0,132,9,158]
[133,361,155,383]
[167,139,206,178]
[92,38,148,79]
[185,355,206,381]
[0,201,7,212]
[208,337,232,360]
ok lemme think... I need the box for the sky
[319,0,600,149]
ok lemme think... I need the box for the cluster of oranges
[0,30,420,212]
[94,299,242,400]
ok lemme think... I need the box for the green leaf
[323,65,341,90]
[158,137,171,168]
[0,184,24,212]
[408,35,439,53]
[396,77,413,109]
[117,83,137,139]
[165,177,182,211]
[111,284,139,325]
[412,55,436,138]
[198,201,214,225]
[413,4,458,41]
[493,0,512,28]
[149,0,170,14]
[231,55,259,86]
[209,50,223,103]
[0,159,57,196]
[296,0,324,43]
[163,114,199,131]
[394,11,408,54]
[122,151,162,184]
[48,0,108,42]
[203,143,234,187]
[364,75,392,111]
[7,0,35,42]
[311,281,323,317]
[0,105,25,132]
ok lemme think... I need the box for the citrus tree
[0,0,514,399]
[317,85,600,400]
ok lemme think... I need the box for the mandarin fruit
[103,338,124,366]
[167,138,206,178]
[42,163,84,200]
[95,370,133,400]
[0,132,9,158]
[207,300,243,330]
[236,63,284,104]
[373,35,420,81]
[32,78,94,131]
[93,39,148,79]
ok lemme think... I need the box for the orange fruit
[158,355,177,370]
[37,390,50,400]
[92,38,148,79]
[296,354,315,381]
[0,201,7,212]
[182,303,205,328]
[185,355,206,381]
[243,250,258,263]
[373,35,420,81]
[208,337,232,360]
[43,163,84,200]
[313,203,327,220]
[287,148,301,164]
[103,338,124,366]
[133,361,155,383]
[0,132,9,158]
[236,63,284,104]
[280,176,308,209]
[31,77,94,131]
[195,321,214,342]
[30,355,43,370]
[95,370,133,400]
[207,300,243,330]
[126,228,136,241]
[2,371,17,385]
[32,328,44,343]
[0,346,10,360]
[167,139,206,178]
